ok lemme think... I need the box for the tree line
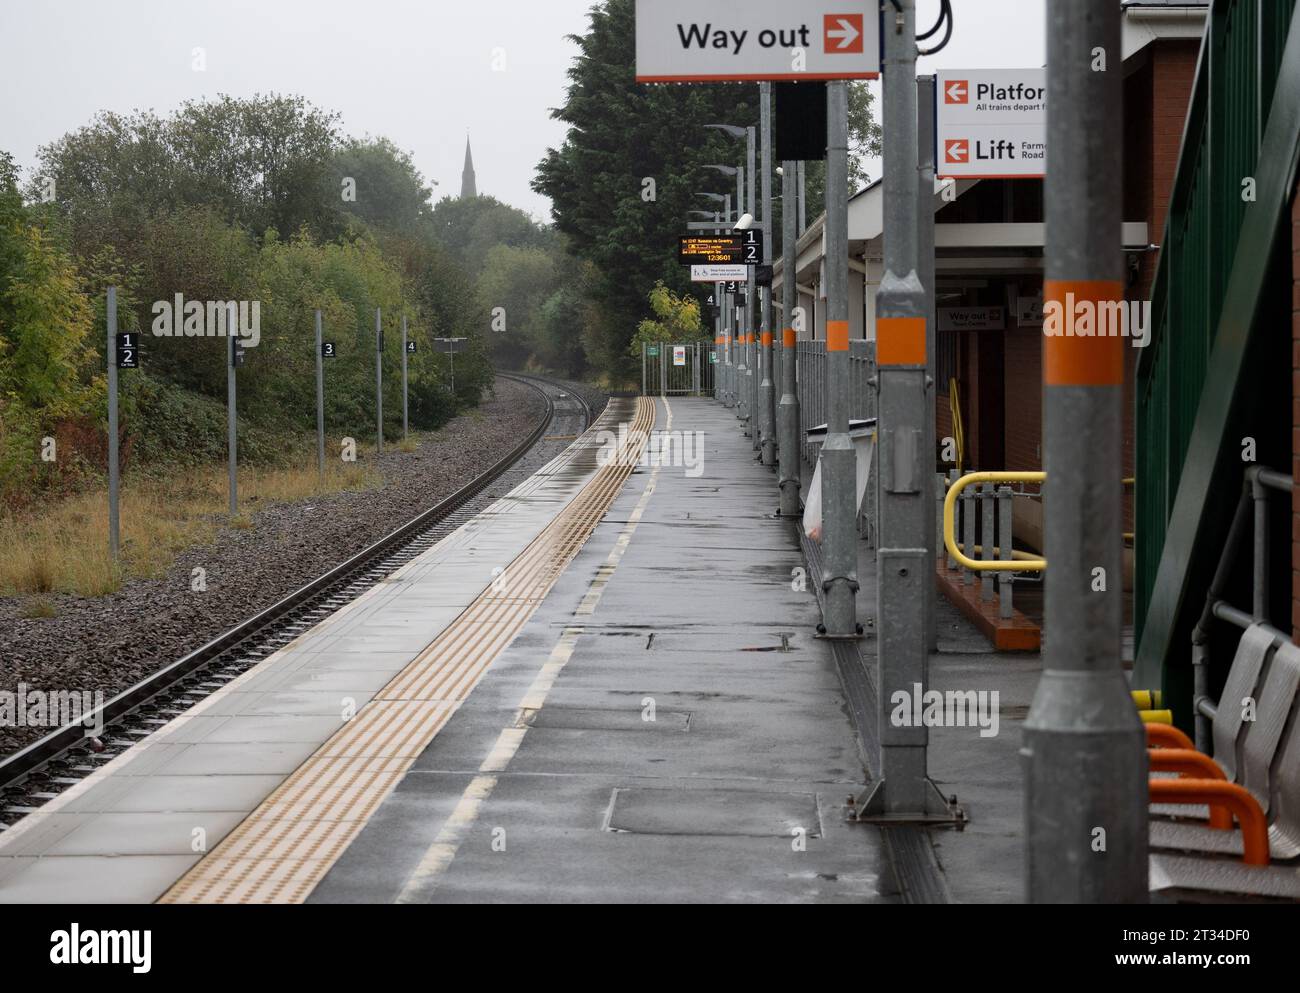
[0,94,584,508]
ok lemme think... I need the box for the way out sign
[936,69,1046,179]
[635,0,880,82]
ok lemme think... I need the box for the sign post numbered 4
[635,1,880,82]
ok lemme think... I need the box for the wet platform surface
[0,393,619,903]
[313,398,897,903]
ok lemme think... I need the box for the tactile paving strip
[160,398,655,904]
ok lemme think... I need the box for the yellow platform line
[160,398,655,904]
[395,399,673,901]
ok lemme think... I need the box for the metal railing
[641,342,715,397]
[942,470,1045,620]
[794,339,878,536]
[1134,0,1299,689]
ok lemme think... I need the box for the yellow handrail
[943,471,1047,572]
[949,377,965,473]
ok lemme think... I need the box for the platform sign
[115,332,138,369]
[936,69,1046,179]
[434,337,467,354]
[680,232,765,266]
[321,340,336,358]
[938,306,1005,332]
[406,340,417,354]
[672,345,687,366]
[635,1,880,82]
[691,263,748,282]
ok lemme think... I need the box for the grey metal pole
[375,308,383,456]
[722,194,731,406]
[449,347,456,398]
[919,75,939,652]
[819,82,857,639]
[735,167,747,422]
[759,83,776,467]
[642,343,647,395]
[747,125,758,448]
[401,314,409,441]
[797,160,807,234]
[315,309,325,481]
[999,486,1013,620]
[859,0,945,819]
[227,302,237,516]
[107,287,120,559]
[1024,0,1147,902]
[778,159,801,517]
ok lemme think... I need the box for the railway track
[0,374,593,828]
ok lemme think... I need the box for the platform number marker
[115,332,138,369]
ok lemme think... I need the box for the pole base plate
[851,778,966,828]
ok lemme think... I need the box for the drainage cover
[522,707,690,732]
[604,788,821,837]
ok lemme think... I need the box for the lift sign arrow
[824,14,863,53]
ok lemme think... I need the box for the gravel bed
[0,376,606,758]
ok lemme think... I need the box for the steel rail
[0,374,584,803]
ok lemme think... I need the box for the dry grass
[396,436,419,453]
[0,456,379,598]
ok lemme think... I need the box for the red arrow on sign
[945,139,969,163]
[945,80,968,104]
[823,14,864,53]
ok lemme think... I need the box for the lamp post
[705,124,757,433]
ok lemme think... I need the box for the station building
[774,1,1206,513]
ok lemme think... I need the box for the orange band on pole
[761,332,772,347]
[876,316,926,366]
[1043,279,1126,386]
[826,320,849,352]
[783,328,796,348]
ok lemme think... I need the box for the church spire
[460,135,477,199]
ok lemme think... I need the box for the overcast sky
[0,0,1045,221]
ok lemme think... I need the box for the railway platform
[0,393,1030,903]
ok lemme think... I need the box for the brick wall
[1003,327,1042,472]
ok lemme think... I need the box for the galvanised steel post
[227,302,238,516]
[315,309,325,480]
[107,287,120,559]
[736,163,748,423]
[759,83,776,467]
[746,125,758,445]
[860,0,944,818]
[401,314,409,440]
[375,308,384,455]
[778,158,801,517]
[1024,0,1147,902]
[819,81,857,639]
[919,75,939,652]
[790,161,800,235]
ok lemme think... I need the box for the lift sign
[936,69,1046,179]
[635,0,880,82]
